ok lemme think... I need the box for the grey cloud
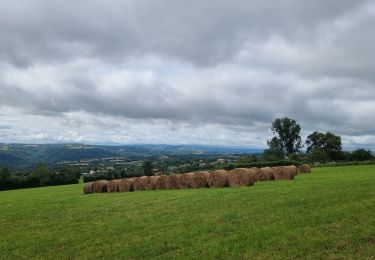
[0,0,370,65]
[1,0,375,149]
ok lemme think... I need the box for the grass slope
[0,166,374,259]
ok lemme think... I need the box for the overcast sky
[1,0,375,149]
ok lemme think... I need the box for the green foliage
[237,155,258,164]
[306,132,342,161]
[31,163,51,185]
[350,148,374,161]
[0,166,374,258]
[267,117,302,155]
[308,148,330,163]
[261,149,284,161]
[142,161,153,176]
[0,164,79,191]
[234,160,301,169]
[312,160,375,167]
[0,167,11,180]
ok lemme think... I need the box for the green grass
[0,166,374,259]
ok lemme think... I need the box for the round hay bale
[272,166,293,180]
[118,178,135,192]
[283,165,298,178]
[107,179,122,192]
[228,168,255,187]
[191,171,209,188]
[177,173,194,189]
[299,164,311,173]
[154,175,168,189]
[92,180,109,193]
[165,174,181,190]
[259,167,276,181]
[145,176,160,190]
[249,167,262,181]
[207,170,229,188]
[83,182,93,194]
[133,176,148,191]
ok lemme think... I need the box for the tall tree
[306,132,342,161]
[30,163,51,185]
[142,161,153,176]
[267,117,302,155]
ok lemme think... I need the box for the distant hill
[0,143,264,168]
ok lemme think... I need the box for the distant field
[0,166,374,259]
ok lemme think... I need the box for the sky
[1,0,375,149]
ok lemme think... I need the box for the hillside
[0,143,263,168]
[0,165,374,258]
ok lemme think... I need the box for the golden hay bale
[283,165,298,178]
[207,170,229,188]
[299,164,311,173]
[107,179,122,192]
[250,167,262,181]
[165,174,181,190]
[272,166,294,180]
[154,175,168,189]
[118,178,135,192]
[133,176,148,191]
[228,168,255,187]
[259,167,276,181]
[145,176,160,190]
[83,182,93,194]
[191,171,210,188]
[92,180,109,193]
[177,173,194,189]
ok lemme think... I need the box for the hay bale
[177,173,194,189]
[283,165,298,178]
[107,179,122,192]
[228,168,255,187]
[92,180,109,193]
[207,170,229,188]
[133,176,148,191]
[154,175,168,189]
[83,182,93,194]
[191,171,210,188]
[165,174,181,190]
[118,178,135,192]
[250,167,263,181]
[299,164,311,173]
[259,167,276,181]
[272,166,293,180]
[145,176,160,190]
[255,167,269,181]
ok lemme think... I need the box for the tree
[142,161,153,176]
[0,167,11,180]
[267,117,302,155]
[30,163,51,185]
[306,132,342,161]
[350,148,374,161]
[308,148,329,163]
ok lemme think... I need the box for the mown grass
[0,166,374,259]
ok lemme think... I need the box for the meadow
[0,165,374,259]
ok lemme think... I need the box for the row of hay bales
[83,164,311,194]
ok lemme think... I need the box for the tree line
[264,117,374,163]
[0,163,80,191]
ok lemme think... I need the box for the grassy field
[0,166,374,259]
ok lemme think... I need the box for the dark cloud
[0,0,375,149]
